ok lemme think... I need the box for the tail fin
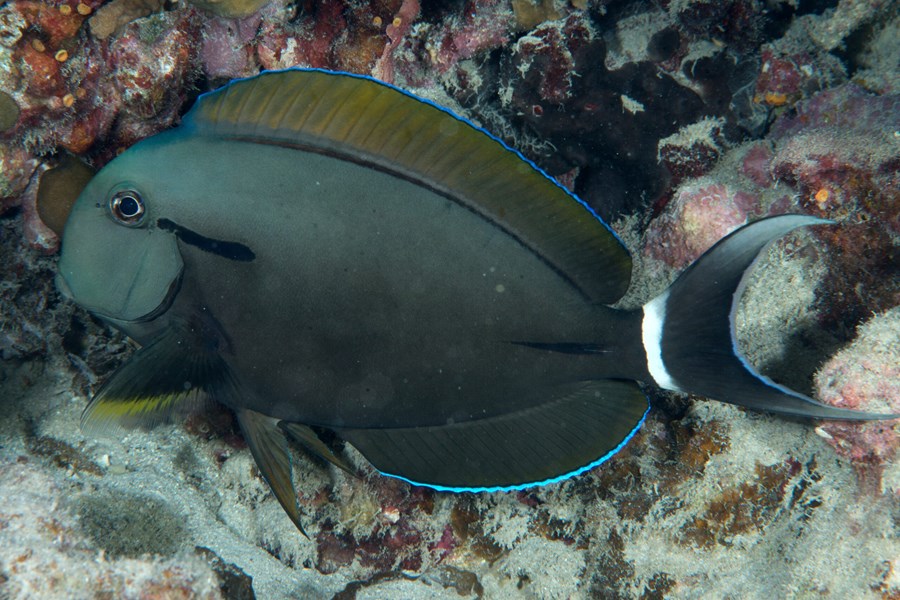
[642,215,896,421]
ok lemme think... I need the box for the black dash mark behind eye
[157,218,256,262]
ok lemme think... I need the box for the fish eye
[109,190,145,226]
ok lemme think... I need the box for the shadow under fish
[47,69,898,537]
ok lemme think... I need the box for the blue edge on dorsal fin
[185,67,627,252]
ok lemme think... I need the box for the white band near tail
[642,291,683,392]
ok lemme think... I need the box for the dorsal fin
[182,68,632,304]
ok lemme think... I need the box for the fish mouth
[62,266,185,324]
[131,267,184,322]
[57,265,183,324]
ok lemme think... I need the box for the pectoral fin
[81,325,223,436]
[235,409,308,538]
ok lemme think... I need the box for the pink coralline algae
[767,83,900,327]
[657,118,726,188]
[753,48,826,107]
[106,11,202,149]
[0,144,53,251]
[769,83,900,210]
[1,1,201,158]
[428,523,457,561]
[372,0,419,84]
[0,143,40,211]
[200,14,261,81]
[255,0,415,77]
[0,1,201,253]
[740,143,775,188]
[505,13,594,106]
[256,1,347,71]
[815,306,900,482]
[424,0,515,76]
[19,42,68,98]
[312,477,439,575]
[643,182,751,269]
[250,0,472,80]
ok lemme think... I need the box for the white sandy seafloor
[1,214,898,599]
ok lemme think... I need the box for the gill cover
[57,178,182,322]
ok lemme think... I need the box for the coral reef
[815,306,900,485]
[768,82,900,329]
[200,14,261,81]
[0,142,39,214]
[1,0,898,597]
[0,0,201,248]
[372,0,418,83]
[418,0,516,76]
[1,0,200,158]
[656,116,726,187]
[255,0,404,76]
[643,180,751,269]
[754,47,835,108]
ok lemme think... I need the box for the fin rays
[336,380,649,492]
[236,409,308,538]
[652,215,900,421]
[80,326,220,437]
[184,68,632,304]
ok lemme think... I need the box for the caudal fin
[642,214,896,421]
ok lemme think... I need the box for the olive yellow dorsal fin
[183,68,632,304]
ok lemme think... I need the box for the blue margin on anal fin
[335,380,650,493]
[380,404,648,494]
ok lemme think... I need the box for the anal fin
[334,380,649,492]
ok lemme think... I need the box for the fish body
[65,132,645,428]
[52,69,895,534]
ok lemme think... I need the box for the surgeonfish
[50,68,896,536]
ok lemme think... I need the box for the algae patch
[0,91,19,132]
[36,154,95,236]
[74,491,185,558]
[187,0,271,18]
